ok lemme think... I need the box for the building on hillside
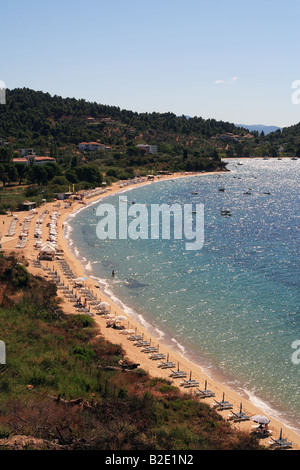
[12,155,56,165]
[215,133,239,142]
[12,157,28,164]
[78,142,108,151]
[31,156,56,165]
[137,144,158,154]
[78,142,88,151]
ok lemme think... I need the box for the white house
[78,142,107,151]
[137,144,158,154]
[78,142,89,151]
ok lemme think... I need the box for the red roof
[34,156,56,161]
[13,158,27,163]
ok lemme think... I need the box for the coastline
[1,170,300,450]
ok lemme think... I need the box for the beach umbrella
[251,415,270,424]
[114,315,127,322]
[98,302,110,308]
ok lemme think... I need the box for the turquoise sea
[66,158,300,433]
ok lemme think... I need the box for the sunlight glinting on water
[66,159,300,432]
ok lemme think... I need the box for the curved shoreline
[64,178,300,437]
[62,174,300,443]
[2,170,300,449]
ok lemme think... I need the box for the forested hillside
[0,88,299,201]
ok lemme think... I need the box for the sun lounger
[213,393,233,409]
[252,425,272,437]
[169,370,188,378]
[213,400,233,410]
[119,329,135,335]
[228,411,250,421]
[228,403,250,421]
[180,379,200,388]
[134,340,151,347]
[149,353,166,360]
[157,361,176,369]
[127,334,144,342]
[141,346,159,353]
[269,429,293,448]
[196,388,215,398]
[269,437,293,448]
[195,381,215,398]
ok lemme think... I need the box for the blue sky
[1,0,300,127]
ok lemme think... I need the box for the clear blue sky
[1,0,300,127]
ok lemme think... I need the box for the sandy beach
[1,171,300,450]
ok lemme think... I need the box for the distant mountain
[235,124,282,135]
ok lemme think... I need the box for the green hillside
[0,88,299,201]
[0,253,263,450]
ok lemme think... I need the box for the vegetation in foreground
[0,253,263,450]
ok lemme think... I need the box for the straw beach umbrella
[114,315,127,322]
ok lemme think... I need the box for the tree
[28,165,48,186]
[75,165,102,184]
[15,163,28,185]
[0,147,13,163]
[5,163,18,186]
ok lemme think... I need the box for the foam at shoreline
[63,171,300,438]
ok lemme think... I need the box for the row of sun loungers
[122,323,294,445]
[34,210,48,240]
[119,177,145,189]
[48,212,60,247]
[38,251,294,451]
[16,211,36,248]
[6,216,18,236]
[84,187,108,199]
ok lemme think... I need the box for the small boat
[243,191,252,195]
[191,191,199,195]
[263,192,271,195]
[237,162,243,165]
[220,210,231,216]
[218,187,225,192]
[291,157,297,160]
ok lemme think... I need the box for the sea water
[66,158,300,432]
